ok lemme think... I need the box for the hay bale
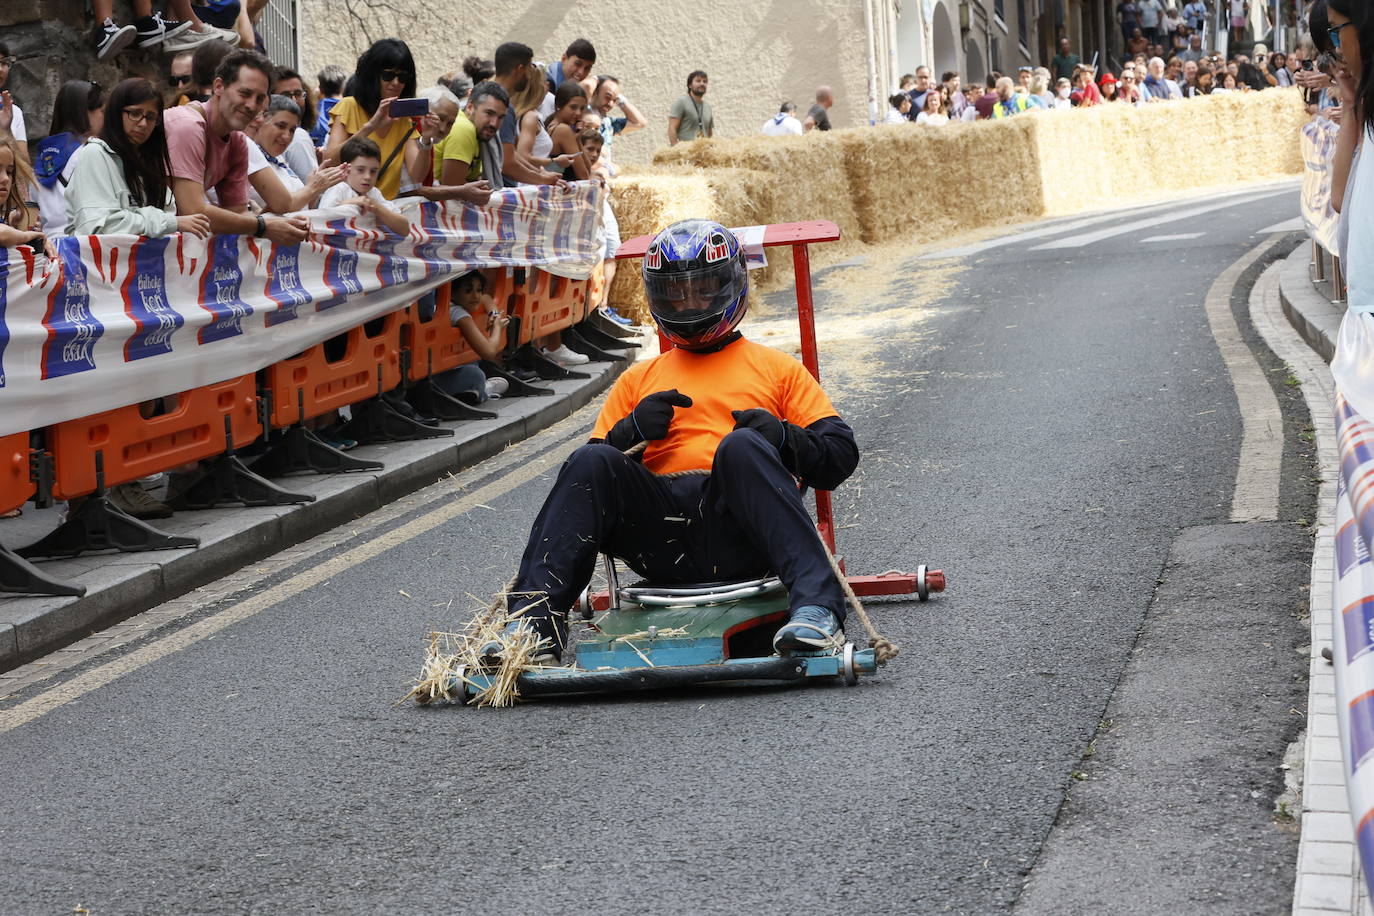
[1034,90,1307,213]
[838,118,1046,246]
[653,132,865,245]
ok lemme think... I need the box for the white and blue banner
[1329,312,1374,898]
[0,183,603,438]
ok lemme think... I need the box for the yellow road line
[0,435,582,736]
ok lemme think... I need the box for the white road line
[921,179,1299,259]
[0,433,584,736]
[1204,236,1288,522]
[1141,232,1205,243]
[1031,188,1293,251]
[925,209,1150,259]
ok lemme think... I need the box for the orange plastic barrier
[263,311,405,427]
[1,432,33,515]
[511,268,583,346]
[48,374,261,500]
[584,261,606,319]
[31,261,602,506]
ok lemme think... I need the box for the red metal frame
[614,221,944,600]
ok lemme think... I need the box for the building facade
[893,0,1054,88]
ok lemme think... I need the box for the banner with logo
[0,183,603,438]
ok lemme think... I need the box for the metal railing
[258,0,299,70]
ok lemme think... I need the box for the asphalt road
[0,184,1316,915]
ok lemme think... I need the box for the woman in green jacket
[65,77,209,238]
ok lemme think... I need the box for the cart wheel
[841,643,859,686]
[577,584,594,620]
[449,665,477,705]
[916,564,930,602]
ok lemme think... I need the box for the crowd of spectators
[0,24,666,518]
[864,35,1301,129]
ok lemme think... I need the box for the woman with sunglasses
[64,77,210,239]
[322,38,419,201]
[32,80,105,235]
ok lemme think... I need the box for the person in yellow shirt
[487,219,861,663]
[322,38,418,200]
[433,81,501,186]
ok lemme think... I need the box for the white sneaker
[542,344,590,366]
[162,24,240,52]
[135,11,193,48]
[485,377,509,399]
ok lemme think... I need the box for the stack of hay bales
[1033,89,1308,213]
[606,89,1307,317]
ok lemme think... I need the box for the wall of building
[297,0,879,165]
[897,0,1048,83]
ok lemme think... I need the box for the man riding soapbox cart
[453,219,945,702]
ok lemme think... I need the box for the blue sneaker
[601,306,634,327]
[773,605,844,653]
[480,616,564,664]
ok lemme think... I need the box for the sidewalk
[0,337,646,673]
[1271,243,1371,916]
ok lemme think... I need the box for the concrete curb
[1279,244,1344,364]
[0,342,643,673]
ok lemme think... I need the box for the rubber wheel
[841,643,859,686]
[916,564,929,602]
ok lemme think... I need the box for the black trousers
[512,429,846,622]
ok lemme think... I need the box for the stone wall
[2,0,165,143]
[297,0,875,166]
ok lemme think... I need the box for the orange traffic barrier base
[0,433,87,595]
[18,449,200,560]
[165,415,315,511]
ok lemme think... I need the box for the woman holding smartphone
[544,81,591,182]
[322,38,419,201]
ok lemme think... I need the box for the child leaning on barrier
[433,270,510,403]
[0,138,55,260]
[318,136,410,235]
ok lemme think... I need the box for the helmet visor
[645,261,748,330]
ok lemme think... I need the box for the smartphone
[1300,59,1319,105]
[387,97,429,118]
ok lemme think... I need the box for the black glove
[730,408,787,451]
[606,389,694,450]
[732,408,827,481]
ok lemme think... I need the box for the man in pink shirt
[166,47,308,243]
